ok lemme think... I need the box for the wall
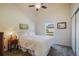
[35,4,71,46]
[0,3,37,50]
[0,3,76,47]
[0,4,36,36]
[71,4,79,16]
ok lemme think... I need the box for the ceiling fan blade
[42,6,47,9]
[41,3,43,5]
[28,5,34,7]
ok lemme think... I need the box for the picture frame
[45,23,54,36]
[57,22,66,29]
[19,24,29,30]
[45,24,54,33]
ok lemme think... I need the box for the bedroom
[0,3,79,56]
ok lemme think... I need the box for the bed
[19,33,53,56]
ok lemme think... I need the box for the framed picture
[45,23,54,36]
[19,24,29,30]
[57,22,66,29]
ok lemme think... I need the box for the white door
[76,10,79,56]
[72,15,76,54]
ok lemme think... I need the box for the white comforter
[19,34,53,56]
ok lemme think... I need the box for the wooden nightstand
[8,39,18,51]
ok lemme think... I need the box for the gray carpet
[47,44,75,56]
[3,44,75,56]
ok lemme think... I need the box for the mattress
[19,34,53,56]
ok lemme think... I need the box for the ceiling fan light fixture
[28,3,47,11]
[35,3,41,9]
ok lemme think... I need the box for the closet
[72,8,79,56]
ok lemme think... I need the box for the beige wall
[0,4,36,35]
[0,4,37,50]
[0,3,77,47]
[35,4,71,46]
[71,3,79,16]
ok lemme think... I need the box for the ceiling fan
[28,3,47,11]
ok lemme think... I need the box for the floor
[3,49,32,56]
[3,44,75,56]
[47,44,75,56]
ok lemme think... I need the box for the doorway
[0,32,4,56]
